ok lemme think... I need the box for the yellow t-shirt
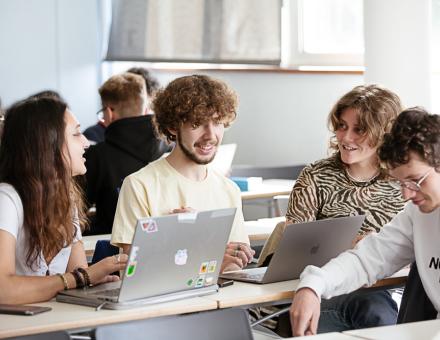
[111,158,249,247]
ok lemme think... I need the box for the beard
[177,133,217,165]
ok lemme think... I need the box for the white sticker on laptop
[177,212,198,223]
[205,276,214,285]
[129,246,139,262]
[174,249,188,265]
[141,219,158,233]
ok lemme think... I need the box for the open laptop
[57,208,236,309]
[210,143,237,176]
[220,215,365,284]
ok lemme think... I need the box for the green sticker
[186,278,194,286]
[126,261,137,277]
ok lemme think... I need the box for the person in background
[290,107,440,336]
[127,67,160,105]
[84,73,169,235]
[255,85,405,335]
[83,67,160,144]
[0,96,126,304]
[111,75,254,273]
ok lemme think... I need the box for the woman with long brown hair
[0,96,127,304]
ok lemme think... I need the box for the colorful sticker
[141,219,158,233]
[186,278,194,287]
[174,249,188,265]
[199,261,209,274]
[205,276,214,285]
[207,260,217,273]
[129,246,139,262]
[195,275,206,288]
[126,261,137,277]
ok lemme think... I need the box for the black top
[84,115,170,235]
[83,122,106,144]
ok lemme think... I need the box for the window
[106,0,281,65]
[104,0,364,68]
[283,0,364,68]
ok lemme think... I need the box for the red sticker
[141,219,158,233]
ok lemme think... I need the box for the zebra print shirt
[259,155,405,265]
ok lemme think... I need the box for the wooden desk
[241,179,294,201]
[0,298,217,339]
[207,268,409,309]
[206,280,299,308]
[344,318,440,340]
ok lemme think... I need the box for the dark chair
[91,240,119,265]
[95,308,253,340]
[397,262,437,323]
[8,331,70,340]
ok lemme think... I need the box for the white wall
[0,0,101,130]
[151,70,363,166]
[0,0,363,167]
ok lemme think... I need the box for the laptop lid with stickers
[56,208,236,309]
[117,208,236,302]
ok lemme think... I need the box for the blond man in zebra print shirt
[255,85,406,335]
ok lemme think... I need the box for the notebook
[220,215,365,284]
[57,208,236,309]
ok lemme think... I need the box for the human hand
[221,242,255,273]
[290,288,321,336]
[87,254,128,285]
[351,230,376,248]
[169,207,196,214]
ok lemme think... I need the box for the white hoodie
[298,202,440,316]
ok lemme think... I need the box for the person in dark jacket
[83,68,160,144]
[84,73,169,235]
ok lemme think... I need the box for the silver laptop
[57,208,236,309]
[220,215,365,284]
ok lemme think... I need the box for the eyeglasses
[96,108,105,121]
[398,169,432,192]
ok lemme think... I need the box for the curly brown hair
[328,84,402,152]
[379,107,440,169]
[152,75,238,142]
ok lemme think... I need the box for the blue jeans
[318,290,398,333]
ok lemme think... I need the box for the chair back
[95,308,253,340]
[9,331,70,340]
[91,240,119,265]
[397,262,437,323]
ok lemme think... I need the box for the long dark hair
[0,97,86,268]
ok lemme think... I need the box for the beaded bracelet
[77,267,91,287]
[57,273,69,290]
[71,269,85,288]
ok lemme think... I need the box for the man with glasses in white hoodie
[290,107,440,336]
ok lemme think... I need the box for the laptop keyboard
[231,272,264,280]
[93,288,120,297]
